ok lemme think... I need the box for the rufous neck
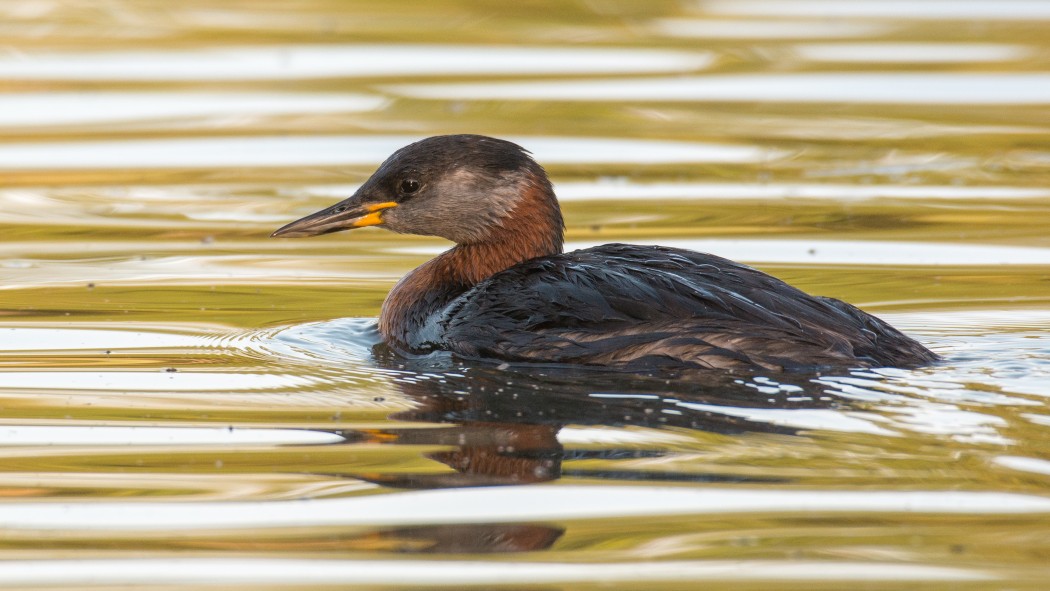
[444,231,561,286]
[434,181,564,286]
[379,190,563,351]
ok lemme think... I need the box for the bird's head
[272,134,560,246]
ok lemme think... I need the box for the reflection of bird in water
[274,134,937,372]
[309,365,833,555]
[339,359,807,491]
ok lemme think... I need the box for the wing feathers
[440,244,935,371]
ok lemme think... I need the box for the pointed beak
[271,198,399,238]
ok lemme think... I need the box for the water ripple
[2,486,1047,531]
[0,425,344,446]
[0,92,386,127]
[387,73,1050,104]
[0,558,992,586]
[0,44,713,81]
[392,239,1050,266]
[0,135,776,170]
[699,0,1050,20]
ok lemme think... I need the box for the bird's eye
[399,179,421,194]
[334,205,348,213]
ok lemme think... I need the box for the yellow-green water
[1,1,1049,588]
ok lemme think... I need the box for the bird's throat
[378,192,563,352]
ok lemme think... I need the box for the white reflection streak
[553,181,1050,201]
[0,426,344,447]
[304,181,1050,202]
[699,0,1050,19]
[1022,413,1050,427]
[0,93,386,127]
[0,135,773,169]
[393,239,1050,266]
[0,255,374,289]
[558,425,691,445]
[0,327,207,351]
[385,73,1050,104]
[995,456,1050,476]
[2,486,1048,531]
[584,239,1050,266]
[0,558,992,586]
[884,310,1050,332]
[652,17,892,39]
[0,372,310,391]
[0,45,713,80]
[794,43,1030,63]
[674,402,895,435]
[879,405,1009,444]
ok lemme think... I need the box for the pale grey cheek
[384,206,490,243]
[383,207,439,236]
[381,171,525,244]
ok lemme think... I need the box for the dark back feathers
[438,244,937,372]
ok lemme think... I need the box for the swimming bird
[273,134,937,372]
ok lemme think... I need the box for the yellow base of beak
[352,201,399,227]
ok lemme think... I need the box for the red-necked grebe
[273,134,937,372]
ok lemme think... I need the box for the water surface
[1,1,1048,589]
